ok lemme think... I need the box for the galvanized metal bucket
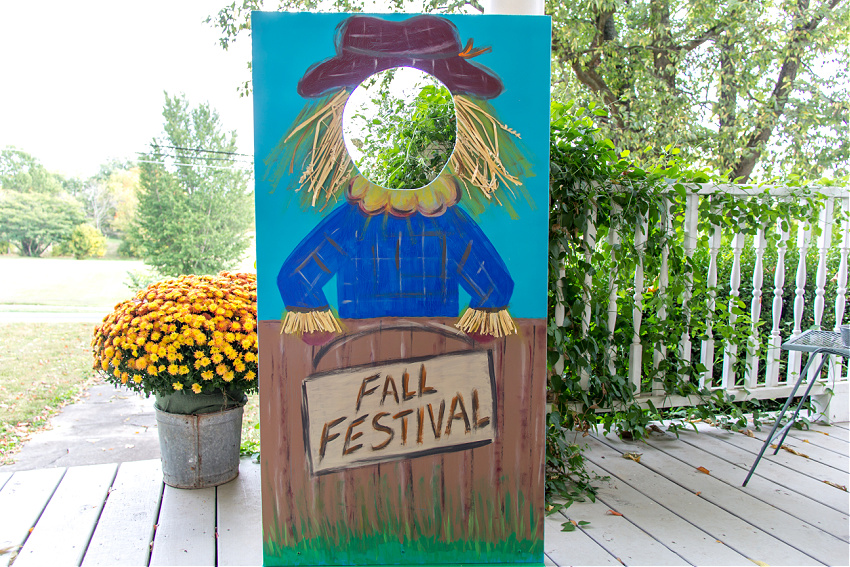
[155,405,244,489]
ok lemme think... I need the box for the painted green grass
[264,470,542,565]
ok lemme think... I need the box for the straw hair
[455,307,518,338]
[266,90,355,210]
[449,95,522,204]
[281,309,342,336]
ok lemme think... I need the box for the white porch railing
[583,184,850,422]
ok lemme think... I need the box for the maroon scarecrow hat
[297,15,504,99]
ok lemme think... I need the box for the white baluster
[808,201,834,382]
[786,223,811,383]
[629,216,648,395]
[652,198,671,395]
[721,232,746,390]
[679,192,699,381]
[745,227,767,389]
[607,203,622,376]
[764,227,789,388]
[831,195,850,382]
[581,202,597,390]
[700,219,722,389]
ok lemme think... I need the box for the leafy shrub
[54,223,107,259]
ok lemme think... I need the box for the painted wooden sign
[303,349,496,475]
[253,12,551,566]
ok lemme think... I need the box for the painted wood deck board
[1,421,845,567]
[592,432,848,566]
[82,459,163,567]
[149,485,216,566]
[679,423,850,512]
[13,463,117,567]
[0,471,11,491]
[0,467,65,565]
[557,491,690,566]
[573,460,751,566]
[582,436,822,566]
[640,427,849,542]
[543,512,619,566]
[217,460,262,567]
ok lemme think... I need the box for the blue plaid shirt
[278,203,513,318]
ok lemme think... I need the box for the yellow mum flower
[216,364,227,376]
[244,352,256,363]
[244,371,256,381]
[173,382,183,391]
[121,374,129,384]
[178,365,190,375]
[223,371,234,382]
[225,332,236,343]
[151,331,161,341]
[234,360,246,372]
[192,383,202,394]
[147,365,158,375]
[211,352,224,364]
[133,375,143,384]
[194,350,205,359]
[158,364,166,372]
[201,370,214,381]
[134,357,147,371]
[167,364,179,375]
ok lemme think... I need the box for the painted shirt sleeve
[277,205,353,311]
[444,206,514,309]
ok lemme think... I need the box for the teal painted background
[252,12,551,321]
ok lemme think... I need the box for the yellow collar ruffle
[346,174,460,217]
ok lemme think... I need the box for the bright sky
[0,1,254,179]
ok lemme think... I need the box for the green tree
[208,0,850,182]
[0,147,63,194]
[0,191,86,256]
[347,69,456,189]
[131,93,254,276]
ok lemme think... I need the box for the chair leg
[742,361,810,487]
[773,355,830,451]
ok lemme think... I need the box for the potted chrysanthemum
[92,271,258,488]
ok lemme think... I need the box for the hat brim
[298,53,504,99]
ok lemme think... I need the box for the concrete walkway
[0,382,160,472]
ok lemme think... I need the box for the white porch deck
[1,421,847,567]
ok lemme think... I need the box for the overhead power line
[149,144,254,158]
[135,159,254,172]
[136,151,253,164]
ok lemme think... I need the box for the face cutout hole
[343,67,457,190]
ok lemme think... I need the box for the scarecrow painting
[253,12,551,566]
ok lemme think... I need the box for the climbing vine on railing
[545,101,828,506]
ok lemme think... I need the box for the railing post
[808,200,834,382]
[721,232,746,390]
[700,209,722,389]
[607,203,622,376]
[787,223,811,383]
[679,192,699,381]
[629,216,648,396]
[830,194,850,382]
[580,202,597,390]
[745,226,767,389]
[764,227,789,388]
[652,198,671,395]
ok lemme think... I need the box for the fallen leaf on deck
[770,444,809,458]
[749,560,770,566]
[623,452,642,463]
[812,430,829,436]
[823,480,848,492]
[606,510,623,516]
[695,491,702,496]
[696,466,710,475]
[802,439,810,443]
[742,429,754,437]
[648,424,663,433]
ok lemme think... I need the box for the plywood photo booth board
[252,12,551,565]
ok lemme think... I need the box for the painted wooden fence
[570,184,850,420]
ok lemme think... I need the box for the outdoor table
[743,329,850,486]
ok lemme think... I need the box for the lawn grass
[0,322,99,464]
[0,257,145,310]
